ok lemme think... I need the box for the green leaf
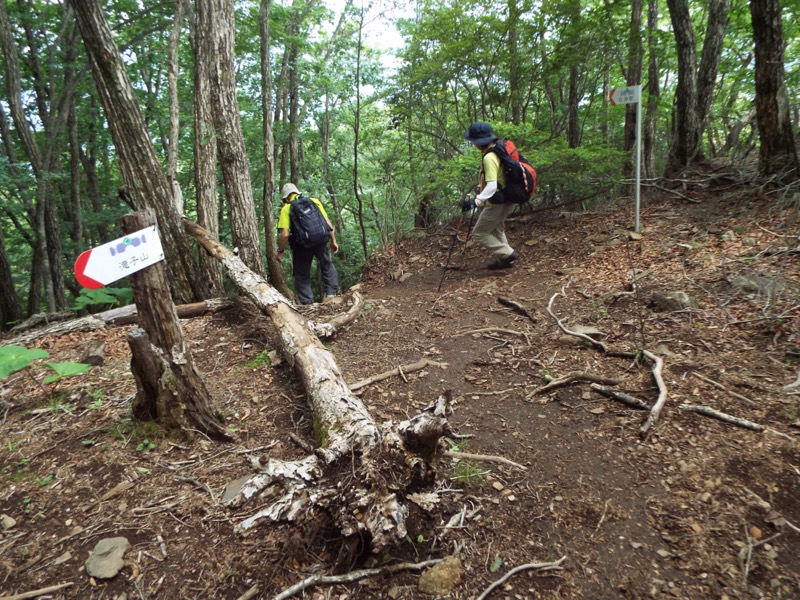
[42,362,92,383]
[0,345,50,379]
[489,555,503,573]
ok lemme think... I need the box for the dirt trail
[1,192,799,599]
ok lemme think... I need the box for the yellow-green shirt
[482,151,506,187]
[277,195,330,230]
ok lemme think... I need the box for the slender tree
[260,0,292,297]
[68,0,204,303]
[749,0,799,180]
[198,0,264,276]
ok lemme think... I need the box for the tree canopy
[0,0,798,328]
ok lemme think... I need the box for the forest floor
[1,181,800,600]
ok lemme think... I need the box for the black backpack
[488,139,538,204]
[289,195,331,248]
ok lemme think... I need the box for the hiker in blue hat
[463,122,519,269]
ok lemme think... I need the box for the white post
[634,96,642,233]
[610,85,643,233]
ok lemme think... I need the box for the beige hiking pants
[472,203,516,258]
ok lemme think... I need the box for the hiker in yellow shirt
[463,122,519,270]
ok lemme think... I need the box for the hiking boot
[487,251,518,270]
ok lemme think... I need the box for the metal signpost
[74,225,165,289]
[610,85,642,232]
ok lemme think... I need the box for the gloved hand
[461,198,476,212]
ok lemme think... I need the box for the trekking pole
[461,197,477,255]
[437,203,467,292]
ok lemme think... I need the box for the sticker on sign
[74,226,165,289]
[609,85,641,105]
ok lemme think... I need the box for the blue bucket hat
[463,121,498,146]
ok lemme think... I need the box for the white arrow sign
[609,85,642,105]
[74,226,165,289]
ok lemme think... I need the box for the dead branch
[690,371,757,406]
[498,296,538,322]
[272,559,442,600]
[308,292,365,339]
[546,290,608,352]
[744,487,800,534]
[639,350,668,440]
[0,583,74,600]
[235,584,260,600]
[589,384,650,410]
[445,450,527,471]
[531,372,621,396]
[476,556,567,600]
[349,358,448,392]
[784,371,800,391]
[679,404,764,432]
[458,327,531,345]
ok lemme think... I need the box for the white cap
[281,183,300,200]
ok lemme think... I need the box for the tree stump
[122,209,230,441]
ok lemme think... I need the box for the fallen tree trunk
[4,299,234,347]
[183,218,452,553]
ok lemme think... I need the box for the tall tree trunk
[353,5,368,261]
[566,0,581,149]
[0,227,22,330]
[665,0,700,174]
[695,0,729,133]
[167,0,188,215]
[199,0,265,276]
[68,0,204,303]
[749,0,799,181]
[644,0,660,179]
[193,0,224,296]
[287,23,300,184]
[507,0,522,125]
[623,0,644,186]
[259,0,291,298]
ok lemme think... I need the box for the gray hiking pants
[292,243,339,304]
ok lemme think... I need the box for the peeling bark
[184,217,455,554]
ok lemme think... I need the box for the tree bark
[68,0,204,303]
[184,217,453,554]
[198,0,265,276]
[0,227,21,330]
[643,0,660,179]
[259,0,292,298]
[665,0,700,174]
[122,210,230,441]
[749,0,799,181]
[193,0,224,296]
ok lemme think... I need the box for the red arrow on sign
[74,249,105,289]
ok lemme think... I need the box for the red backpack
[489,139,537,204]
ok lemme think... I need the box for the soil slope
[1,188,799,600]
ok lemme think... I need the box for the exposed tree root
[589,384,651,410]
[271,558,442,600]
[639,350,667,440]
[445,450,527,471]
[350,358,448,392]
[476,556,567,600]
[531,372,621,396]
[679,404,764,431]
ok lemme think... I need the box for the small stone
[85,537,131,579]
[418,555,462,596]
[656,549,672,558]
[492,482,505,491]
[0,514,16,530]
[749,526,762,539]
